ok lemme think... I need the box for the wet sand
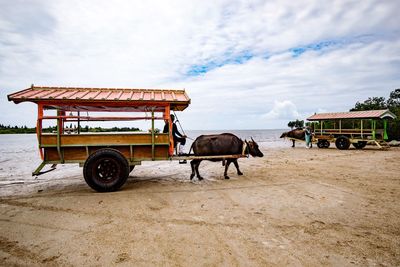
[0,145,399,266]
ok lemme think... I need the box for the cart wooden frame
[306,109,397,150]
[8,85,245,191]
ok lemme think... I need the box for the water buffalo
[280,129,305,147]
[189,133,264,180]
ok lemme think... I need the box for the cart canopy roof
[307,109,397,121]
[8,85,191,112]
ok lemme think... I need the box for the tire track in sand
[0,236,68,266]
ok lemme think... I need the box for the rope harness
[172,111,194,140]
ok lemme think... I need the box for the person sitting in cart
[163,114,187,155]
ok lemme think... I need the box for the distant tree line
[0,124,36,134]
[79,126,141,133]
[0,124,141,134]
[287,119,304,129]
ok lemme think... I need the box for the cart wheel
[317,140,325,148]
[83,148,129,192]
[335,136,350,150]
[323,140,330,148]
[352,141,367,149]
[317,140,330,148]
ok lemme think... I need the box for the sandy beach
[0,143,399,266]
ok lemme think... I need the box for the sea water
[0,130,292,192]
[0,130,290,174]
[185,129,288,149]
[0,129,289,156]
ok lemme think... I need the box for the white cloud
[263,100,300,120]
[1,0,399,129]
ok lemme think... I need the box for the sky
[0,0,399,130]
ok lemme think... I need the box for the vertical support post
[56,109,64,163]
[60,110,66,134]
[151,109,155,161]
[37,104,44,160]
[339,120,342,133]
[371,119,376,140]
[361,120,363,139]
[320,120,323,135]
[383,119,388,140]
[77,111,81,134]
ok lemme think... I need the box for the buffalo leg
[194,160,203,180]
[190,159,203,180]
[233,159,243,176]
[190,160,196,180]
[224,159,232,179]
[292,140,295,147]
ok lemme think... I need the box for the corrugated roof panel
[132,92,142,100]
[45,90,68,99]
[14,89,39,98]
[84,91,100,99]
[73,90,90,99]
[107,90,120,100]
[32,89,58,99]
[93,91,110,100]
[59,90,78,99]
[307,109,396,120]
[171,92,177,100]
[176,94,187,101]
[143,92,151,101]
[8,86,191,111]
[154,92,162,101]
[8,89,30,98]
[120,91,132,100]
[164,93,173,101]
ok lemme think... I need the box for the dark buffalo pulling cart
[8,85,247,192]
[307,109,397,150]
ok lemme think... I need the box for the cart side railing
[39,132,170,162]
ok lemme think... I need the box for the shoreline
[0,143,397,198]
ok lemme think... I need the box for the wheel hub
[94,158,120,183]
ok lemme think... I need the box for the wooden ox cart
[307,109,397,150]
[8,85,245,192]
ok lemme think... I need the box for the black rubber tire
[323,140,330,148]
[83,148,129,192]
[317,140,325,148]
[317,140,330,149]
[335,136,351,150]
[352,141,367,149]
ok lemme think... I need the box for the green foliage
[0,124,141,134]
[350,89,400,140]
[0,124,36,134]
[287,119,304,129]
[387,89,400,114]
[350,97,387,111]
[86,126,140,132]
